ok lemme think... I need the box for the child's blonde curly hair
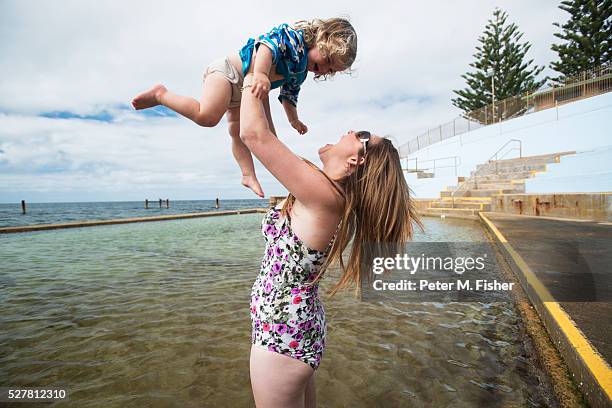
[294,17,357,79]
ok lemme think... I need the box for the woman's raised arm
[239,73,338,209]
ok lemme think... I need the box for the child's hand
[251,72,271,100]
[290,119,308,135]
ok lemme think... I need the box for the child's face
[307,46,345,76]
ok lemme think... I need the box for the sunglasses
[356,130,371,154]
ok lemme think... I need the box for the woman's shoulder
[290,196,344,251]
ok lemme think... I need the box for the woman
[240,72,421,408]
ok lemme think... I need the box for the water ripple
[0,215,548,406]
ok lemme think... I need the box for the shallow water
[0,215,547,407]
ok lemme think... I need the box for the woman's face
[318,130,380,175]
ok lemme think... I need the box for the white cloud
[0,0,567,202]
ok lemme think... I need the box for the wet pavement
[482,212,612,407]
[483,213,611,364]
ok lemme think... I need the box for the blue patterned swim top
[239,23,309,107]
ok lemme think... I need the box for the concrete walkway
[0,208,268,234]
[480,212,611,407]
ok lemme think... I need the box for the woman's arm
[240,73,338,209]
[263,96,277,137]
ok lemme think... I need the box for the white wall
[524,145,612,193]
[405,92,612,198]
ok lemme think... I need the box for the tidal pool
[0,215,549,407]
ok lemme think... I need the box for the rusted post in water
[145,199,149,209]
[159,198,162,209]
[166,199,170,208]
[21,200,26,214]
[215,198,220,209]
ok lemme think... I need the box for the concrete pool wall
[491,192,611,221]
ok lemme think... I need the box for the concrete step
[472,171,537,181]
[417,171,434,179]
[472,163,547,175]
[478,179,525,186]
[441,188,519,198]
[476,183,525,192]
[439,197,492,203]
[447,181,524,191]
[490,151,575,166]
[430,201,491,211]
[422,207,479,219]
[430,152,573,216]
[471,188,523,196]
[405,168,432,173]
[476,161,547,169]
[486,158,554,168]
[473,185,525,194]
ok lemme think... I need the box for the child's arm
[281,99,307,135]
[280,83,307,135]
[251,45,273,100]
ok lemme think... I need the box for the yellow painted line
[480,212,612,400]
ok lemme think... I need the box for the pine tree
[452,8,545,122]
[550,0,611,82]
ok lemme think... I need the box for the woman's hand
[251,72,271,100]
[290,119,308,135]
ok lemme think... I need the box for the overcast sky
[0,0,567,203]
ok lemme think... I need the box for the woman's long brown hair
[280,137,423,297]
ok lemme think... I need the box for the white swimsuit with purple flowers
[250,205,337,370]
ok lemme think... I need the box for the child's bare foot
[131,84,167,110]
[242,175,264,198]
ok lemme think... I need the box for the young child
[131,17,357,197]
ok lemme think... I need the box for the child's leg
[131,73,231,127]
[226,106,264,198]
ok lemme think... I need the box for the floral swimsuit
[250,205,337,370]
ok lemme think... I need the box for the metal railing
[399,63,612,158]
[489,139,522,174]
[450,167,484,208]
[403,155,461,176]
[449,139,522,207]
